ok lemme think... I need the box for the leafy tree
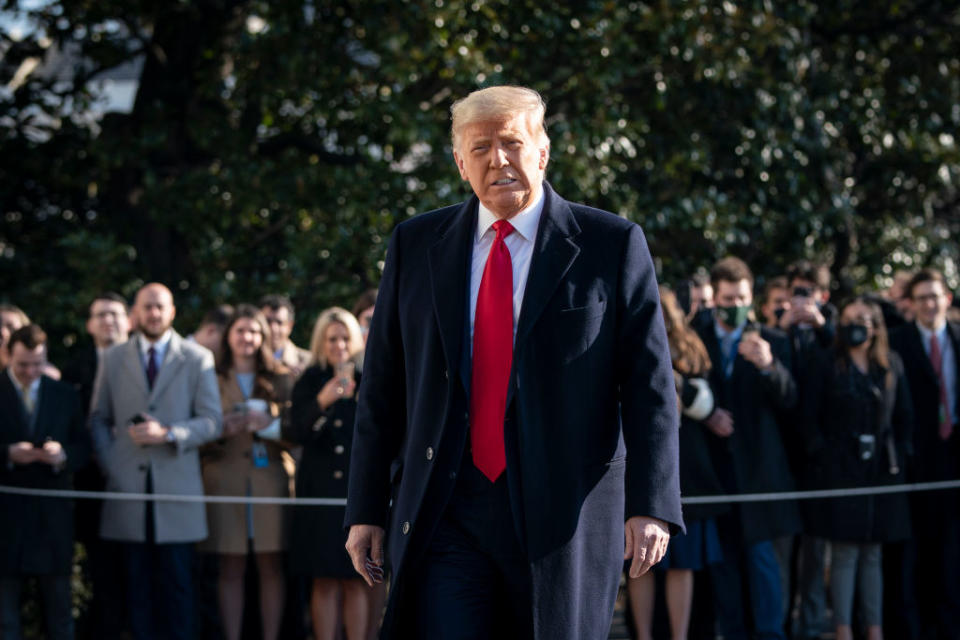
[1,0,957,364]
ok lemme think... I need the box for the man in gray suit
[90,283,221,640]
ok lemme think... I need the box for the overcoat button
[425,447,434,461]
[401,521,410,535]
[333,419,343,428]
[444,370,449,379]
[335,445,345,455]
[333,470,344,479]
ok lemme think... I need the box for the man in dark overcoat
[693,257,801,640]
[0,324,90,639]
[344,85,683,640]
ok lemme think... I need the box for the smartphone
[336,360,356,384]
[128,412,148,425]
[792,286,812,298]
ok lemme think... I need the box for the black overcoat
[0,373,90,575]
[800,351,913,542]
[344,184,683,640]
[696,322,803,543]
[288,364,359,578]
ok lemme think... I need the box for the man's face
[262,306,293,351]
[10,342,44,387]
[715,279,753,330]
[87,300,130,348]
[194,324,225,354]
[762,287,791,328]
[911,280,951,330]
[453,113,549,219]
[789,278,826,304]
[133,286,176,340]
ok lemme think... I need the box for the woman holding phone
[801,296,913,640]
[201,304,294,640]
[289,307,371,640]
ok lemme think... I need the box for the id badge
[251,441,269,468]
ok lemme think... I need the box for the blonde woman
[289,307,376,640]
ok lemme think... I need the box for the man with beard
[89,283,221,640]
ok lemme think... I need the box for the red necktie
[929,334,953,440]
[470,219,515,482]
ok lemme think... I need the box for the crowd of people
[628,259,960,640]
[1,255,959,640]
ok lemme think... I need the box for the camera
[792,286,812,298]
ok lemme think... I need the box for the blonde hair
[308,307,364,369]
[450,85,549,151]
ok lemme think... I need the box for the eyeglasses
[912,293,943,304]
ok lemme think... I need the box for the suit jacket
[889,322,960,485]
[61,343,98,416]
[0,373,90,575]
[345,183,682,640]
[695,321,802,543]
[89,331,222,543]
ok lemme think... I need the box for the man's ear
[453,150,468,181]
[539,143,549,170]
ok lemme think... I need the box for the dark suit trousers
[0,575,73,640]
[123,472,196,640]
[414,454,533,639]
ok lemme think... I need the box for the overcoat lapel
[120,339,150,398]
[0,372,30,439]
[514,184,581,350]
[906,323,939,385]
[150,333,186,400]
[428,198,478,395]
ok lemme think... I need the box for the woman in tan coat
[201,304,293,640]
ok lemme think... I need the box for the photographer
[695,257,800,640]
[801,297,912,640]
[778,261,838,354]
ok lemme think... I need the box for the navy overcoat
[345,183,683,639]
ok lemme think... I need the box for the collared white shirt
[918,321,957,424]
[7,368,40,413]
[469,188,545,348]
[139,329,173,372]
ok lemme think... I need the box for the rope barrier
[2,478,960,505]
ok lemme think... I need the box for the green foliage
[1,0,958,363]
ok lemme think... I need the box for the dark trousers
[123,541,195,640]
[0,575,74,640]
[710,534,785,640]
[414,459,533,639]
[123,475,196,640]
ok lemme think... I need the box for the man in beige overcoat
[89,283,222,640]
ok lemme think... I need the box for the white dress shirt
[8,368,40,415]
[469,188,545,349]
[918,322,957,424]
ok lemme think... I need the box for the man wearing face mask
[694,257,801,640]
[889,269,960,640]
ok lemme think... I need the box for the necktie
[146,346,158,390]
[20,383,33,416]
[470,219,515,482]
[721,333,737,378]
[929,334,953,440]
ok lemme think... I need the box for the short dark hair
[7,324,46,354]
[710,257,753,289]
[259,294,295,317]
[90,292,129,315]
[786,260,831,291]
[906,268,949,299]
[351,289,378,318]
[763,276,789,298]
[200,304,235,329]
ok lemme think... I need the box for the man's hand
[703,407,734,437]
[738,333,774,371]
[7,442,38,465]
[38,440,66,467]
[345,524,386,587]
[128,415,170,445]
[624,516,670,578]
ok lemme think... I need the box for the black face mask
[841,323,870,347]
[774,307,786,322]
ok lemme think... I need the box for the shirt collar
[917,321,948,345]
[7,368,40,395]
[139,329,172,357]
[714,319,745,342]
[476,186,545,243]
